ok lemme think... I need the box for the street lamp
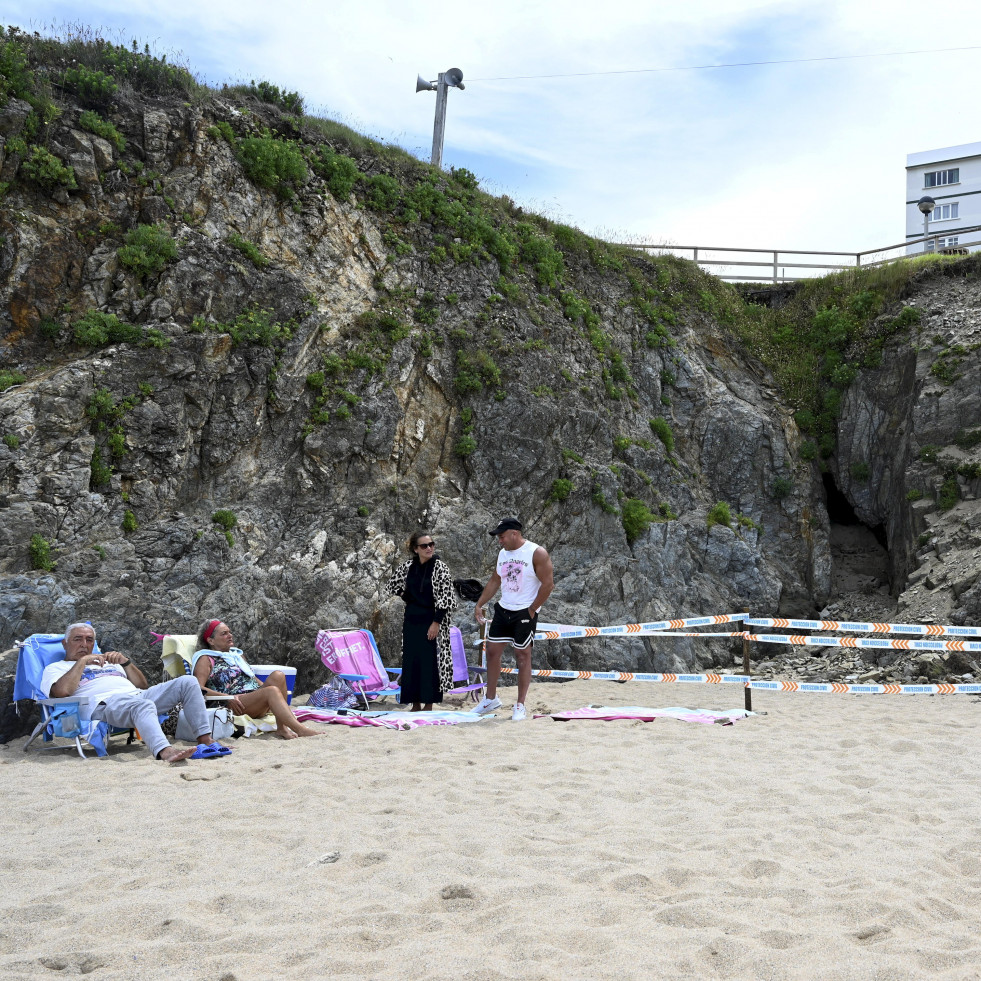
[918,195,936,254]
[415,67,465,169]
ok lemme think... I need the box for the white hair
[64,622,96,642]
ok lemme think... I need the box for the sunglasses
[417,541,436,549]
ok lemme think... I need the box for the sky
[6,0,981,261]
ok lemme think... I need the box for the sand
[2,681,981,981]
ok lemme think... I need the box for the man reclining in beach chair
[42,622,229,762]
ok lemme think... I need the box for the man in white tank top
[473,518,554,721]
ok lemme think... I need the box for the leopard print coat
[386,556,458,696]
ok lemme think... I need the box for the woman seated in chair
[192,619,320,739]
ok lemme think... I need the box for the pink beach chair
[316,626,486,708]
[316,628,401,709]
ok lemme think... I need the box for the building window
[937,236,959,248]
[930,202,959,221]
[925,168,959,187]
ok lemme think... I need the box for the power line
[468,44,981,82]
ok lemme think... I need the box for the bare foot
[160,746,196,764]
[295,726,322,737]
[274,727,299,740]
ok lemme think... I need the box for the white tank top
[497,539,541,610]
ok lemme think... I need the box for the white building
[906,141,981,254]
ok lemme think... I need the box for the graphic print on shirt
[501,557,528,598]
[78,664,124,689]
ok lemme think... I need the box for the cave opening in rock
[822,472,887,549]
[822,471,892,602]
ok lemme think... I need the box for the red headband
[203,620,221,642]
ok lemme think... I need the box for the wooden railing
[618,225,981,283]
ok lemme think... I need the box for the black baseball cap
[489,517,522,536]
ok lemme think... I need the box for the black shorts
[487,604,537,650]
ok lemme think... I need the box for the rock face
[1,75,979,741]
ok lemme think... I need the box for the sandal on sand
[191,743,232,759]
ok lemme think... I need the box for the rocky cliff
[2,29,979,739]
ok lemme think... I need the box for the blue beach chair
[14,633,134,758]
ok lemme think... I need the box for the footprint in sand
[610,873,653,894]
[743,859,782,879]
[758,929,804,949]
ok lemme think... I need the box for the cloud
[13,0,981,256]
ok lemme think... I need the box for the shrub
[29,533,55,571]
[207,121,236,145]
[772,477,793,499]
[0,369,25,392]
[357,505,370,517]
[21,146,77,193]
[955,429,981,451]
[220,308,293,346]
[454,349,500,393]
[938,478,959,512]
[364,173,400,211]
[212,509,237,530]
[313,148,361,200]
[227,232,268,267]
[649,417,675,454]
[799,442,817,461]
[90,447,113,485]
[850,461,871,483]
[622,499,655,544]
[121,509,138,533]
[707,501,732,529]
[3,433,19,449]
[906,489,923,501]
[562,448,584,464]
[117,223,178,278]
[61,66,117,107]
[39,317,61,340]
[454,434,477,457]
[591,484,619,515]
[78,110,124,152]
[516,222,564,288]
[548,478,573,503]
[72,310,141,346]
[246,79,304,115]
[237,132,308,197]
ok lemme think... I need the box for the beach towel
[293,708,493,730]
[545,706,755,725]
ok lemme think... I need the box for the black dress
[399,556,446,704]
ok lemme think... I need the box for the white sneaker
[473,696,501,716]
[511,703,527,721]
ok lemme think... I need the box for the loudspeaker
[445,67,464,89]
[416,74,436,92]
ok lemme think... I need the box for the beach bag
[453,578,484,602]
[309,676,360,710]
[176,706,235,741]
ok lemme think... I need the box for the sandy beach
[3,680,981,981]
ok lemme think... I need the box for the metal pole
[923,211,930,254]
[742,607,752,712]
[772,251,778,283]
[430,73,448,168]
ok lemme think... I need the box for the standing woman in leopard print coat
[386,530,458,710]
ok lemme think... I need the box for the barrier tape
[508,610,981,695]
[745,617,981,637]
[535,613,746,641]
[750,632,981,653]
[497,666,981,695]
